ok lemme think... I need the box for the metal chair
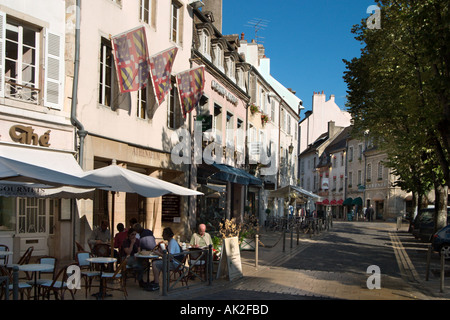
[101,258,128,299]
[0,245,10,266]
[39,264,77,300]
[75,251,101,298]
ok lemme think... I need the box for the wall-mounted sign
[9,125,51,147]
[211,80,238,105]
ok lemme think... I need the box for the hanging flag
[111,26,150,93]
[176,66,205,118]
[149,46,178,105]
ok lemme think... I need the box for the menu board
[217,236,243,281]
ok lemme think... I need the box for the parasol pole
[110,191,116,258]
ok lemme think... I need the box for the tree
[344,0,449,230]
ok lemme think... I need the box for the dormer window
[198,28,211,61]
[225,56,235,81]
[212,43,224,71]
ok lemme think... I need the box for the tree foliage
[343,0,449,229]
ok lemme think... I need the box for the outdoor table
[18,264,53,300]
[135,252,160,283]
[86,257,116,299]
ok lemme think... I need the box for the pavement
[17,220,450,302]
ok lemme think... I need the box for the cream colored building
[73,0,197,246]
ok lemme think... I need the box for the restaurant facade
[0,0,77,262]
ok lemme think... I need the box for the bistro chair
[169,253,189,288]
[0,266,32,300]
[101,257,128,299]
[15,246,34,280]
[40,264,77,300]
[188,248,207,281]
[75,251,101,298]
[26,256,58,298]
[75,241,86,252]
[0,245,10,266]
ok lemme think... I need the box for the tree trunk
[435,184,448,233]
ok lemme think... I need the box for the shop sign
[211,80,238,105]
[9,125,51,147]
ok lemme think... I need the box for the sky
[221,0,377,118]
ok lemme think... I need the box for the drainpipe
[70,0,87,260]
[71,0,87,168]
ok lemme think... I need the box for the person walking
[367,205,374,222]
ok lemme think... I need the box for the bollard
[426,245,432,281]
[282,230,286,253]
[441,249,445,293]
[13,266,19,300]
[297,224,299,246]
[255,235,259,269]
[290,229,293,249]
[208,245,213,285]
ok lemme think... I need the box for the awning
[352,197,363,206]
[211,163,262,186]
[322,199,330,205]
[343,197,353,205]
[337,199,344,205]
[0,143,107,197]
[330,199,337,205]
[268,185,322,202]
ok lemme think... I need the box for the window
[226,112,233,147]
[358,144,363,160]
[349,146,354,162]
[168,79,183,129]
[140,0,151,24]
[377,162,383,180]
[170,1,182,44]
[236,118,244,152]
[212,44,224,70]
[348,171,353,187]
[99,37,114,107]
[271,100,276,123]
[198,29,210,59]
[5,20,40,104]
[17,198,57,235]
[225,56,235,80]
[137,87,147,119]
[287,114,291,135]
[0,12,64,109]
[367,163,372,181]
[358,170,362,185]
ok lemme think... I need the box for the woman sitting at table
[122,228,146,288]
[147,227,181,291]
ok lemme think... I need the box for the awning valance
[211,163,262,186]
[352,197,363,206]
[343,197,353,205]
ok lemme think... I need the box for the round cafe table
[135,252,160,283]
[0,251,13,265]
[86,257,116,299]
[18,264,54,300]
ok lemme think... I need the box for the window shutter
[44,30,64,109]
[0,11,6,98]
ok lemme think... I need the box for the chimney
[203,0,223,33]
[328,121,337,137]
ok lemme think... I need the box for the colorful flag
[111,26,150,93]
[176,66,205,119]
[149,46,178,105]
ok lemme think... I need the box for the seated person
[122,228,146,288]
[114,223,128,257]
[88,220,111,248]
[190,223,212,248]
[148,227,181,291]
[133,223,157,251]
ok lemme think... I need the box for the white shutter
[0,11,6,98]
[44,30,64,109]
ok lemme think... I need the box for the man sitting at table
[122,228,146,288]
[190,223,212,248]
[88,220,111,247]
[133,223,157,251]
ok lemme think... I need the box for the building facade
[0,0,76,261]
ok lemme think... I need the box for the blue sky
[221,0,376,118]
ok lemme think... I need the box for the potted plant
[261,114,269,125]
[250,104,259,115]
[239,214,259,251]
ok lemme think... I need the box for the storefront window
[0,197,16,231]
